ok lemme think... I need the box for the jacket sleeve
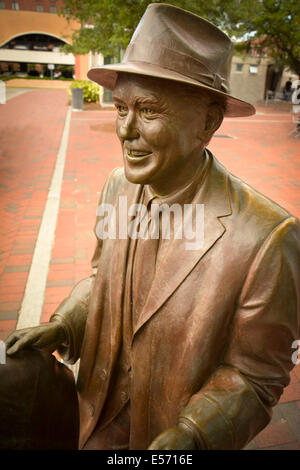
[50,168,121,364]
[178,216,300,449]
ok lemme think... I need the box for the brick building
[230,41,298,104]
[0,0,93,81]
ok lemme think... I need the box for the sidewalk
[5,87,32,101]
[0,89,69,336]
[0,89,299,450]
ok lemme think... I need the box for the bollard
[0,81,6,104]
[0,340,6,364]
[71,87,84,110]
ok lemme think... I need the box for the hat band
[123,42,229,94]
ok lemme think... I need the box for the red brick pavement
[0,90,299,449]
[0,89,69,340]
[40,110,122,322]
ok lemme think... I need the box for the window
[12,1,19,9]
[104,55,113,65]
[36,4,43,12]
[236,63,243,72]
[249,65,258,74]
[50,5,56,13]
[103,56,114,102]
[0,2,5,9]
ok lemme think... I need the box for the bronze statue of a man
[5,4,300,450]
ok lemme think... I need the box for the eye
[116,105,128,117]
[140,108,155,118]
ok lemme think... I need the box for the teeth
[126,149,150,158]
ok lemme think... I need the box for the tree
[58,0,227,55]
[223,0,300,75]
[59,0,300,75]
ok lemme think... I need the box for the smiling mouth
[125,149,152,160]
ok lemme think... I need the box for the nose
[118,111,139,140]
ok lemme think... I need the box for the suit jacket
[52,150,300,450]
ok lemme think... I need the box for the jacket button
[100,369,107,381]
[120,391,128,403]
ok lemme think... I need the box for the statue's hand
[5,322,66,356]
[148,424,197,450]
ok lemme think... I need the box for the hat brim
[87,62,255,118]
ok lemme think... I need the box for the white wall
[0,48,75,65]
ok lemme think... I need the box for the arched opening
[0,33,74,79]
[1,33,67,51]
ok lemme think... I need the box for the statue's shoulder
[210,153,298,238]
[226,166,299,235]
[107,166,126,185]
[103,166,127,193]
[101,167,137,204]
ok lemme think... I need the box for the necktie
[132,200,160,328]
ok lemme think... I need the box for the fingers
[5,323,64,356]
[5,330,28,351]
[6,330,36,356]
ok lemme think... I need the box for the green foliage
[223,0,300,74]
[68,80,99,102]
[58,0,226,55]
[0,75,23,82]
[59,0,300,74]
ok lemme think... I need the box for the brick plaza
[0,89,299,450]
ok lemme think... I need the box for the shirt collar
[143,149,209,207]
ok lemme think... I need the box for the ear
[201,103,224,142]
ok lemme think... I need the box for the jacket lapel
[133,153,232,338]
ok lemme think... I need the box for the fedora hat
[88,3,255,117]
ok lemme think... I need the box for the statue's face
[112,74,209,192]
